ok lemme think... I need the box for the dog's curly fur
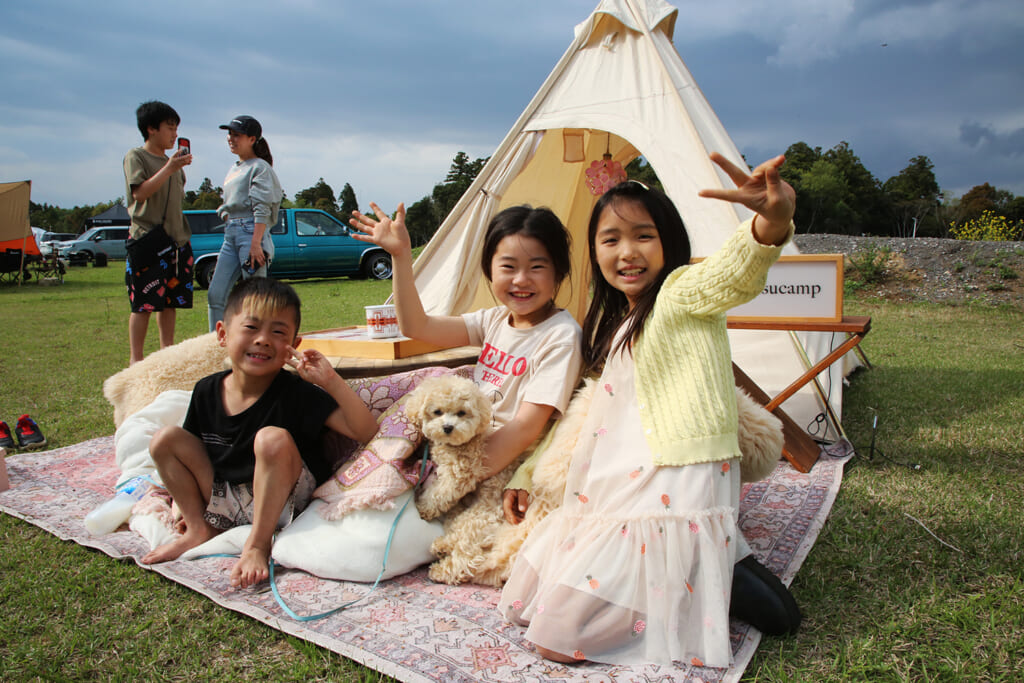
[406,375,527,586]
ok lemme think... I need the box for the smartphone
[177,137,190,156]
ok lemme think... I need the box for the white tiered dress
[498,330,746,667]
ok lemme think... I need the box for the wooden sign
[727,254,844,323]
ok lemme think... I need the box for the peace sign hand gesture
[699,152,796,245]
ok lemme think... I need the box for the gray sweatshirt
[217,157,283,226]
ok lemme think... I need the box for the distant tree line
[779,141,1023,238]
[29,141,1024,241]
[28,198,124,235]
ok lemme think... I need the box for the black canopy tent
[84,204,130,229]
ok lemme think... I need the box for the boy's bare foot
[231,545,271,589]
[141,523,218,565]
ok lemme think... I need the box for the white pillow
[271,494,442,582]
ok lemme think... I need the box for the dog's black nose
[443,424,454,434]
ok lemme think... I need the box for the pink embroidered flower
[689,521,699,534]
[536,604,545,614]
[640,543,646,555]
[633,619,646,635]
[593,427,607,437]
[511,600,523,610]
[685,580,694,593]
[575,492,589,504]
[629,466,643,479]
[691,656,704,667]
[660,494,671,509]
[604,383,614,395]
[721,461,731,475]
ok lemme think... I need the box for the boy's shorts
[126,242,195,313]
[203,464,317,531]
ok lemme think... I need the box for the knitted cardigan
[634,218,790,466]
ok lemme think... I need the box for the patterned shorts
[204,464,316,531]
[126,242,195,313]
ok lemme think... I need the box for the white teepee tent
[411,0,851,434]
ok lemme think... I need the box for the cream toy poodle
[406,374,522,585]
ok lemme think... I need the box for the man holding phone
[123,100,195,365]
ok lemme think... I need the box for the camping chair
[0,249,29,284]
[30,251,65,283]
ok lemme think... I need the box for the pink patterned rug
[0,437,851,682]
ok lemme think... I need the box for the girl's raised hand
[349,202,410,256]
[698,153,796,232]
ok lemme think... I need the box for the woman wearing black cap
[207,115,284,331]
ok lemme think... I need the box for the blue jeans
[207,217,274,331]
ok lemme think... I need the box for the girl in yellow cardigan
[498,153,796,667]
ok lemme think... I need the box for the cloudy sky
[2,0,1022,213]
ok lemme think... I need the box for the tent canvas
[0,180,40,257]
[410,0,851,432]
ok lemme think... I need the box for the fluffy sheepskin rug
[103,333,228,427]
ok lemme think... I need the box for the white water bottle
[84,475,155,535]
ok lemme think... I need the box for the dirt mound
[793,234,1024,306]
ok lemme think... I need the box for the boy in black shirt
[141,278,377,588]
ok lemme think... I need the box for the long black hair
[581,181,691,374]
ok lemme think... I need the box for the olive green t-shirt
[123,147,190,245]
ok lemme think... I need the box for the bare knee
[253,427,301,472]
[150,425,192,462]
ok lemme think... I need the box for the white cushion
[271,494,442,582]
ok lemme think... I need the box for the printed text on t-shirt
[477,342,528,388]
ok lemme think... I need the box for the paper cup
[365,304,399,339]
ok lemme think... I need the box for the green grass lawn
[2,265,1022,681]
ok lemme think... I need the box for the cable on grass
[805,332,838,442]
[904,512,963,554]
[849,413,921,471]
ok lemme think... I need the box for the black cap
[219,115,262,138]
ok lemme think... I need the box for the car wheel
[363,252,393,280]
[195,258,217,290]
[70,251,91,267]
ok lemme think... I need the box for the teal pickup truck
[185,209,392,289]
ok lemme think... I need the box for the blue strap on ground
[195,443,431,622]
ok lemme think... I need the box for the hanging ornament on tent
[585,134,627,196]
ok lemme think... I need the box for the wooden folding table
[729,315,872,472]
